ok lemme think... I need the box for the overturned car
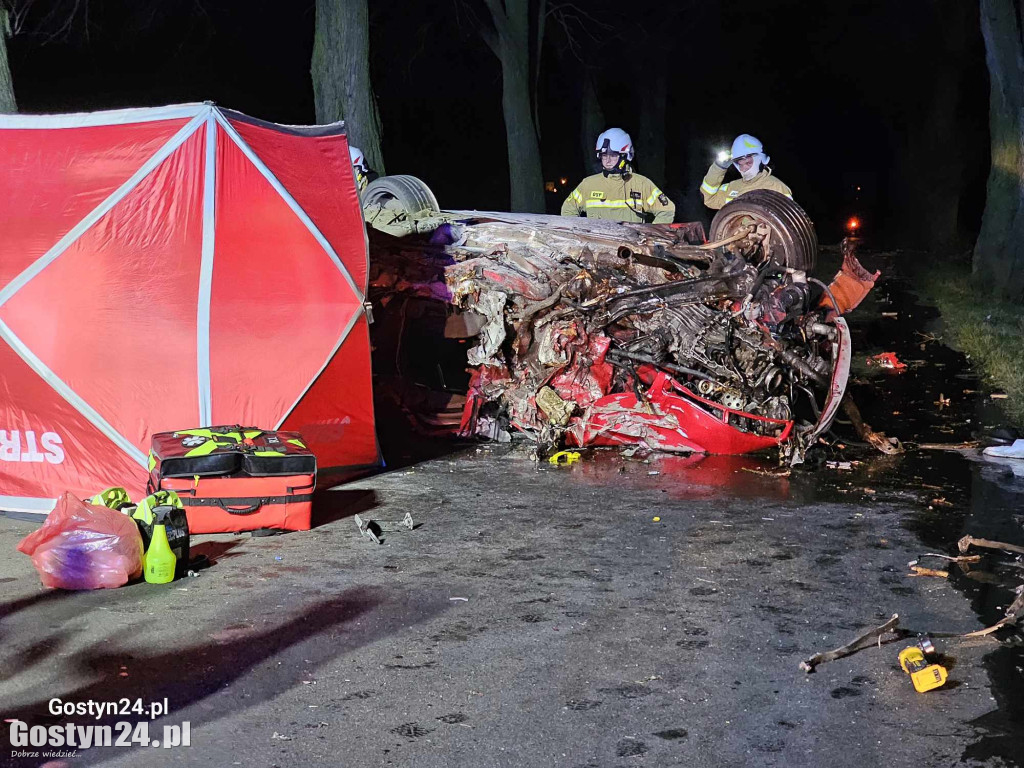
[363,176,877,461]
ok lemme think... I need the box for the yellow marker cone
[144,524,177,584]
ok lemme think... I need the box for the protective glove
[714,151,731,170]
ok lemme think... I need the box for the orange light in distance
[847,217,860,232]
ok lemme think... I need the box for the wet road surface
[1,252,1022,767]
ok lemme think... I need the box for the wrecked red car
[362,176,876,461]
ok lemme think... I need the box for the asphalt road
[1,260,1022,768]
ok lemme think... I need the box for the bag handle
[215,498,264,515]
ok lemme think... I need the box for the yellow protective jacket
[700,163,792,210]
[561,170,675,224]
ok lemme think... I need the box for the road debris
[740,466,792,478]
[910,553,981,566]
[548,450,581,466]
[908,565,949,578]
[899,636,948,692]
[958,535,1024,557]
[915,441,979,452]
[355,512,415,544]
[800,614,901,673]
[934,393,951,410]
[866,352,907,372]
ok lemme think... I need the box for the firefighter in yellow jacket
[561,128,675,224]
[700,134,792,210]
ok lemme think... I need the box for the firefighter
[350,145,378,193]
[700,134,792,210]
[561,128,675,224]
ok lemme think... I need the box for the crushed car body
[363,176,877,461]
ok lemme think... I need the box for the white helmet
[730,134,770,166]
[349,145,367,171]
[595,128,634,161]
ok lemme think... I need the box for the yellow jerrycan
[144,524,177,584]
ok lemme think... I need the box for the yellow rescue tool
[898,636,947,693]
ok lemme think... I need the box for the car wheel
[709,189,818,271]
[362,174,440,217]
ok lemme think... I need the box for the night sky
[7,0,991,244]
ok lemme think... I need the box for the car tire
[362,175,440,216]
[709,189,818,271]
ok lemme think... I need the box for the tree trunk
[896,0,974,253]
[494,0,545,212]
[637,66,667,184]
[580,69,605,176]
[0,10,16,114]
[311,0,385,173]
[974,0,1024,300]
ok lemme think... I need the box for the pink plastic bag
[17,492,143,590]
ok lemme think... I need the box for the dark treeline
[1,0,1021,299]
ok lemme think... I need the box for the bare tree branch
[482,0,512,42]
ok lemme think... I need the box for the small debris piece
[930,497,953,507]
[355,514,382,544]
[826,461,853,471]
[958,535,1024,557]
[991,393,1009,400]
[449,597,469,602]
[548,450,581,466]
[866,352,907,372]
[863,488,876,494]
[934,394,951,410]
[741,467,792,478]
[916,441,979,452]
[652,516,661,522]
[880,311,899,318]
[271,732,293,741]
[910,553,981,565]
[800,614,901,673]
[908,566,949,578]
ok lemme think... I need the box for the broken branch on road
[800,614,902,672]
[958,535,1024,557]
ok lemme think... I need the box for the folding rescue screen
[0,103,379,512]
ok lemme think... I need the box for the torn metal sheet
[366,183,873,460]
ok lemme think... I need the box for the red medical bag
[147,427,316,533]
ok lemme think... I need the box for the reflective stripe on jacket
[700,163,793,210]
